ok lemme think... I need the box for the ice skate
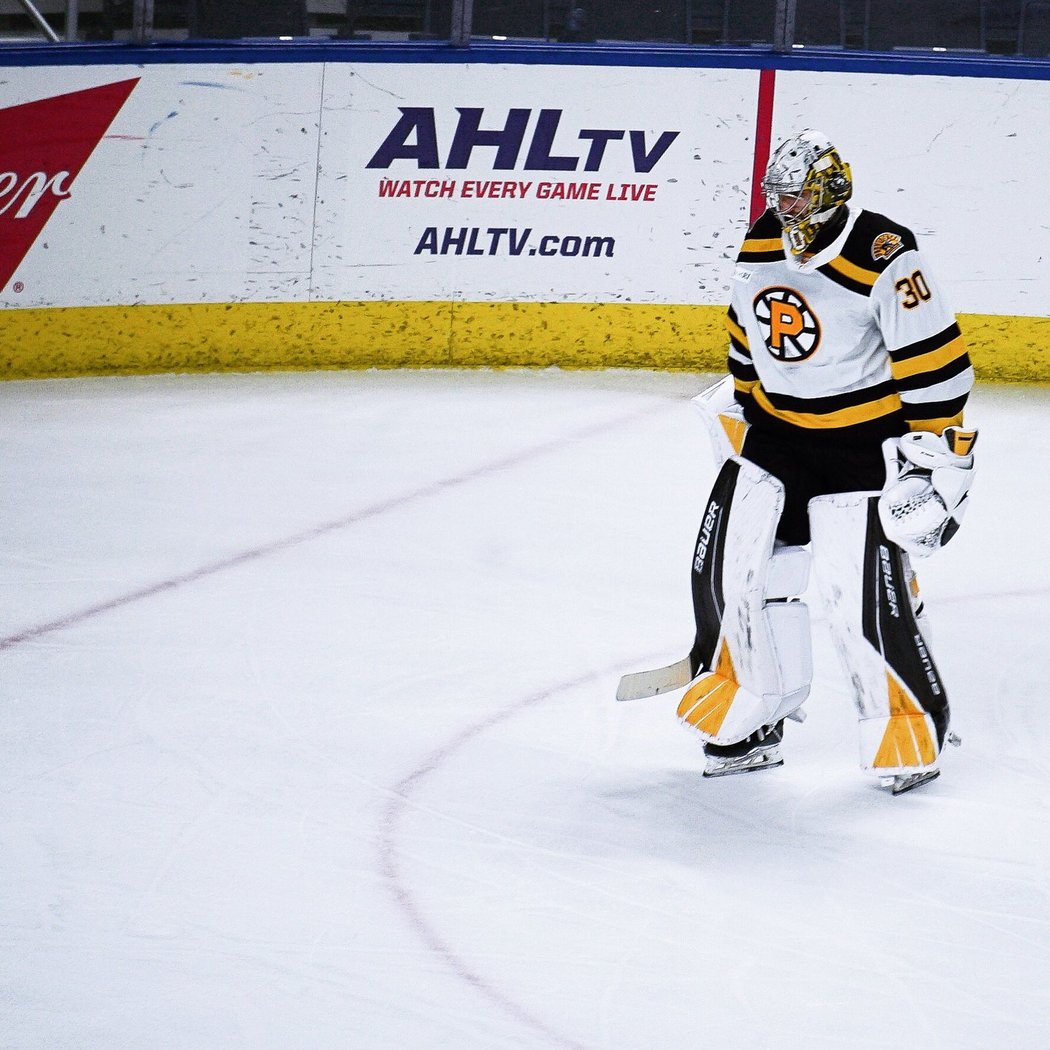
[881,732,959,794]
[885,769,941,795]
[703,720,784,778]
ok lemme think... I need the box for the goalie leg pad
[677,457,812,745]
[809,492,950,777]
[901,551,934,646]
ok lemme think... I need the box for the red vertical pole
[750,68,777,224]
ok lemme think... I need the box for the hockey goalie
[619,130,977,795]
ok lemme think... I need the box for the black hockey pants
[740,426,890,547]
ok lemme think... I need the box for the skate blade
[703,750,783,779]
[888,769,941,796]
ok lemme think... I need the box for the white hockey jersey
[727,204,973,444]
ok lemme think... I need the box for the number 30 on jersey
[895,270,932,310]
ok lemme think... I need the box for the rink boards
[0,47,1047,380]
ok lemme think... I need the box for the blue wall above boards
[0,37,1049,78]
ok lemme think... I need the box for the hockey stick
[615,654,697,701]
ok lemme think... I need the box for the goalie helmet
[761,130,853,256]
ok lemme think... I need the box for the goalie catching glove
[879,426,978,557]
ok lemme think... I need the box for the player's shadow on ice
[581,766,914,865]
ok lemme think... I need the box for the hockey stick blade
[616,656,694,701]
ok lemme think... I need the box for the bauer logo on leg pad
[693,497,724,577]
[863,504,948,743]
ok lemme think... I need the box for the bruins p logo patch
[753,286,821,361]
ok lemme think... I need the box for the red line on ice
[376,657,663,1050]
[0,401,667,653]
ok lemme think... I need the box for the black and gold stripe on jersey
[734,377,904,434]
[899,394,969,434]
[890,322,970,386]
[725,306,750,357]
[819,212,919,296]
[817,255,880,296]
[726,306,760,392]
[892,321,973,432]
[736,211,785,263]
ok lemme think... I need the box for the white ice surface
[1,369,1048,1049]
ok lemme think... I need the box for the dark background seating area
[0,0,1046,55]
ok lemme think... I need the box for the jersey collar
[782,204,860,273]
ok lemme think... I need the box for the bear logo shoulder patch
[872,232,904,261]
